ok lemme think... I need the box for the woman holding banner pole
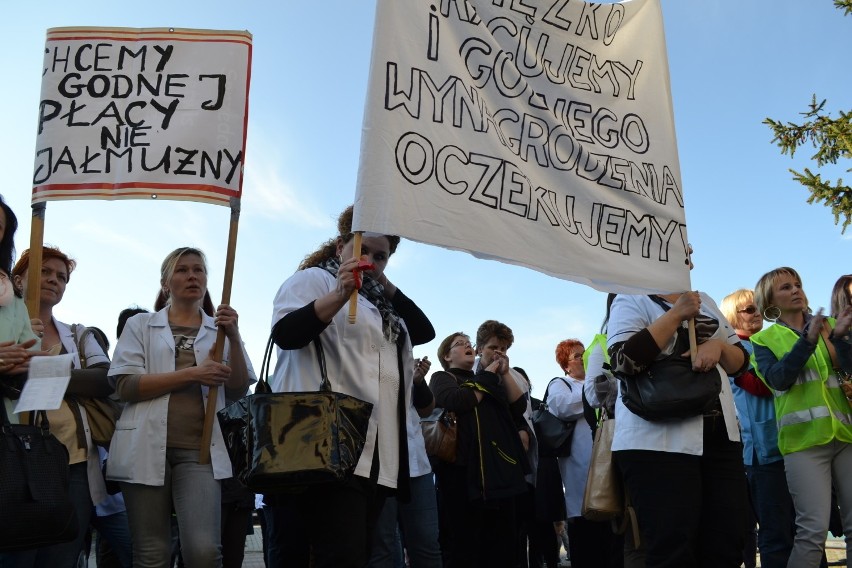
[107,247,255,568]
[267,205,435,568]
[607,285,749,568]
[5,246,120,568]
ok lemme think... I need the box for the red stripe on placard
[33,182,237,197]
[44,35,252,47]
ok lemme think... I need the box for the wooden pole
[25,202,46,319]
[688,319,698,365]
[199,199,240,464]
[685,244,698,364]
[348,232,362,324]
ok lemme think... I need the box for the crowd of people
[1,198,851,568]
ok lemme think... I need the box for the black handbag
[532,378,577,458]
[616,296,722,422]
[0,402,79,552]
[217,334,373,492]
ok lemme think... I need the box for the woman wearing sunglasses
[721,290,793,568]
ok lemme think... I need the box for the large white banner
[33,27,252,206]
[354,0,691,294]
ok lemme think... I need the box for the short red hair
[12,245,76,282]
[555,339,584,372]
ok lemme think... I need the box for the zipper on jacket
[474,407,486,501]
[491,441,518,464]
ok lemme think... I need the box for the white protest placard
[33,27,252,206]
[14,353,74,413]
[355,0,691,294]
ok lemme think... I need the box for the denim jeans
[92,511,133,568]
[121,448,222,568]
[368,473,441,568]
[745,460,794,568]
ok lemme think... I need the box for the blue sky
[3,0,850,395]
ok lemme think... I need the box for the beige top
[117,324,204,450]
[166,325,204,449]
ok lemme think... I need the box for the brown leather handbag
[421,409,457,463]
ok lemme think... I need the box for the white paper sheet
[14,353,74,413]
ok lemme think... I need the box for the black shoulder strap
[649,295,671,312]
[543,377,572,403]
[257,331,332,394]
[70,324,109,370]
[312,338,332,392]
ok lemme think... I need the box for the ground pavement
[89,529,846,567]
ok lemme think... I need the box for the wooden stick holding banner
[686,246,698,364]
[688,319,698,364]
[24,203,46,318]
[348,232,362,324]
[199,198,240,465]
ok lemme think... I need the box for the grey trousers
[121,448,222,568]
[783,439,852,568]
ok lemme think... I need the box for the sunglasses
[737,306,758,315]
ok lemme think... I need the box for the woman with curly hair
[268,205,435,568]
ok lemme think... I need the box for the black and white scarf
[320,257,402,344]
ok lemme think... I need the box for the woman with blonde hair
[720,288,793,568]
[107,246,255,568]
[751,267,852,567]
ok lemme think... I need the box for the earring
[763,305,781,321]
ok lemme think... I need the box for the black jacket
[430,368,528,502]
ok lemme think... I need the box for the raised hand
[214,304,241,340]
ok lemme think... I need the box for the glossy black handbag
[0,402,79,551]
[217,334,373,492]
[532,378,577,458]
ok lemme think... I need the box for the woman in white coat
[6,245,115,567]
[108,247,255,568]
[548,338,612,567]
[267,205,434,568]
[608,291,748,568]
